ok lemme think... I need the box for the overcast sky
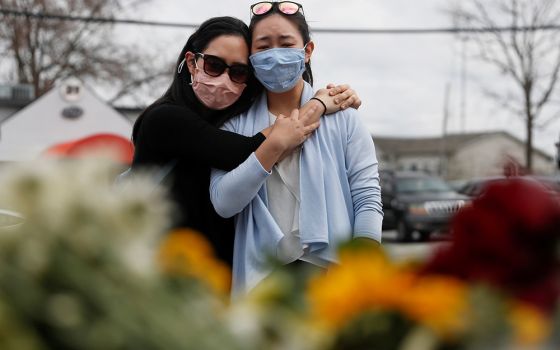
[113,0,560,157]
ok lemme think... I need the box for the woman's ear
[304,41,315,63]
[185,51,197,76]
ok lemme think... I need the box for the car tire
[419,231,431,242]
[396,220,412,242]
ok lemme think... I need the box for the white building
[374,131,555,179]
[0,84,35,125]
[0,78,134,162]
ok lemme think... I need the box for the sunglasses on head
[250,1,304,17]
[194,53,251,84]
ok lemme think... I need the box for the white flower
[226,302,263,345]
[46,293,84,329]
[0,159,174,278]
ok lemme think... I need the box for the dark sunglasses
[194,53,251,84]
[250,1,304,17]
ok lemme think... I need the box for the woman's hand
[313,84,362,115]
[296,84,361,142]
[270,109,319,151]
[327,83,362,110]
[255,110,317,171]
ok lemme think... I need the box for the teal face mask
[249,46,306,93]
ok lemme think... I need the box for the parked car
[457,176,504,198]
[380,171,469,242]
[458,175,560,201]
[447,179,468,192]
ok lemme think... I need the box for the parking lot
[382,229,450,263]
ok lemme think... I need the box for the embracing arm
[210,153,271,218]
[138,105,268,171]
[345,111,384,243]
[298,84,362,133]
[210,109,317,218]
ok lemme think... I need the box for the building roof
[373,131,554,161]
[0,78,133,161]
[0,83,34,108]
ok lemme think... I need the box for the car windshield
[396,177,452,194]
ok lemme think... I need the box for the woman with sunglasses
[210,2,383,296]
[132,16,361,270]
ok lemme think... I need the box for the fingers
[329,84,350,96]
[340,96,355,110]
[303,121,320,135]
[326,83,336,89]
[290,108,300,121]
[351,96,362,109]
[340,93,362,109]
[336,89,363,110]
[333,88,354,105]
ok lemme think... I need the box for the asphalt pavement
[382,230,450,263]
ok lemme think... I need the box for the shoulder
[339,107,360,122]
[321,107,361,130]
[144,104,196,121]
[140,103,204,130]
[220,107,251,132]
[133,104,204,143]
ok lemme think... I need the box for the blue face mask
[249,47,306,93]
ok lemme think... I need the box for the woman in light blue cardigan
[210,1,383,297]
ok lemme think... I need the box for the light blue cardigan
[210,82,383,297]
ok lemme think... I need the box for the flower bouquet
[0,160,559,350]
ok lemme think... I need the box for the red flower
[423,179,560,312]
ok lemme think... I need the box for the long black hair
[249,6,313,86]
[132,16,259,145]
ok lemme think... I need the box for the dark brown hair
[249,7,313,86]
[133,16,259,144]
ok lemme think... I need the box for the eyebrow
[254,34,297,42]
[254,35,270,42]
[279,34,296,40]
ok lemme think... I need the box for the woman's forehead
[204,35,249,63]
[252,14,301,40]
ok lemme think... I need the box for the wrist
[260,126,273,138]
[255,136,286,172]
[266,133,289,153]
[310,97,327,116]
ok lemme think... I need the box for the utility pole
[554,135,560,173]
[440,83,451,178]
[459,36,468,133]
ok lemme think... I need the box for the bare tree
[0,0,170,105]
[450,0,560,171]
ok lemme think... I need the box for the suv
[380,171,468,242]
[458,175,560,203]
[459,175,560,195]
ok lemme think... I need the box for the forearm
[210,153,271,218]
[260,126,273,138]
[299,99,325,127]
[353,206,383,242]
[254,137,286,172]
[351,166,383,242]
[144,109,266,171]
[345,112,383,242]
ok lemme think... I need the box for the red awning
[43,133,134,164]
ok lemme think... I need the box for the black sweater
[132,104,265,266]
